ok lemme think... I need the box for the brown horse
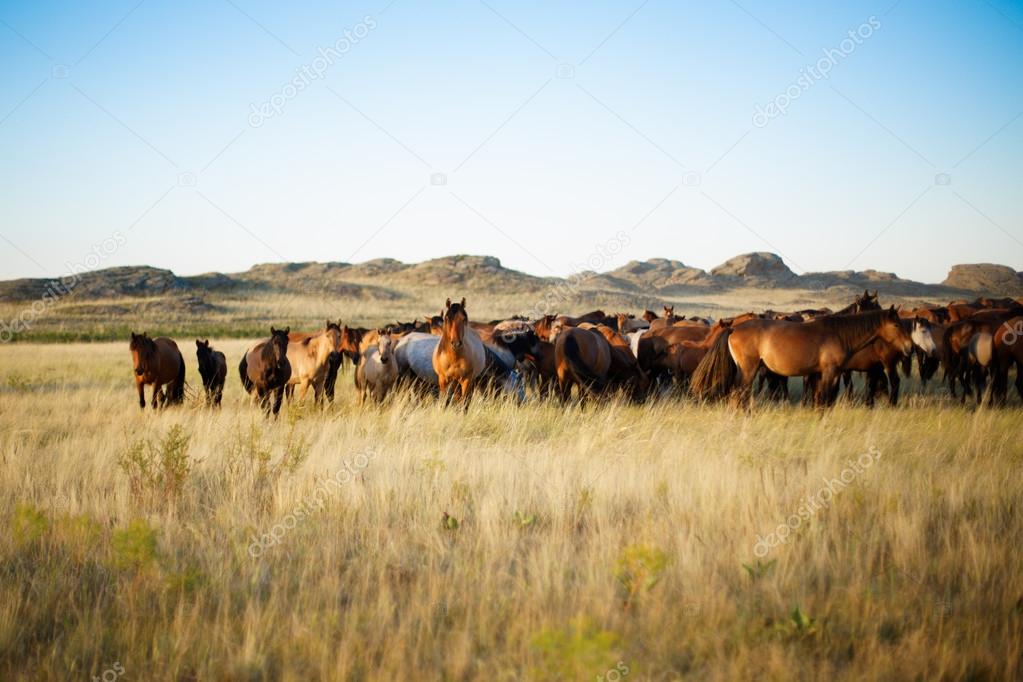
[240,327,292,416]
[432,298,487,404]
[195,339,226,407]
[691,307,912,406]
[666,320,731,387]
[583,324,649,401]
[555,326,611,402]
[832,317,935,406]
[129,332,185,410]
[990,316,1023,403]
[648,305,679,331]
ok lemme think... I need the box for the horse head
[443,297,468,349]
[376,330,395,365]
[130,331,153,376]
[195,338,213,374]
[323,319,342,353]
[855,289,881,312]
[269,326,290,368]
[911,318,937,356]
[879,306,913,355]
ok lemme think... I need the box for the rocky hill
[2,253,1020,304]
[942,264,1023,296]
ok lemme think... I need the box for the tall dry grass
[1,340,1021,680]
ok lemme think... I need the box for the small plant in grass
[10,502,48,545]
[743,558,777,582]
[531,616,621,679]
[514,511,538,528]
[111,519,159,571]
[615,544,669,608]
[117,424,193,508]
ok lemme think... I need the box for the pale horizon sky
[2,0,1022,285]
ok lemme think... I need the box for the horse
[286,321,341,402]
[583,324,649,401]
[240,327,292,416]
[195,339,226,407]
[616,312,649,334]
[990,316,1023,403]
[832,317,936,406]
[356,331,398,403]
[432,298,487,404]
[648,305,678,331]
[691,307,912,407]
[129,332,185,410]
[665,320,732,388]
[942,317,1013,400]
[833,290,881,315]
[554,326,611,402]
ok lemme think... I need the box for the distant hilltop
[1,252,1021,303]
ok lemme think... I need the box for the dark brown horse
[240,327,291,416]
[554,326,611,402]
[195,339,226,407]
[584,324,649,401]
[129,332,185,410]
[691,307,912,406]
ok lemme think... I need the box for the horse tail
[563,333,603,389]
[170,351,186,404]
[239,355,253,393]
[690,328,736,400]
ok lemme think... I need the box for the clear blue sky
[1,0,1021,283]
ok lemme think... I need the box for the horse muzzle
[380,357,389,364]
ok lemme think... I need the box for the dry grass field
[2,340,1022,680]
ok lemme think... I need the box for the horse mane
[812,309,891,347]
[130,334,156,358]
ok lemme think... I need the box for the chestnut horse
[691,307,912,406]
[195,339,226,407]
[240,327,292,416]
[432,298,486,404]
[129,332,185,410]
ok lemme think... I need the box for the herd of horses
[126,291,1023,415]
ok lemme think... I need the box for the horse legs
[817,368,841,407]
[886,362,901,407]
[136,381,146,410]
[271,385,285,417]
[151,381,164,410]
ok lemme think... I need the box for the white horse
[356,333,398,403]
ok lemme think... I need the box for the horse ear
[196,339,202,348]
[460,297,466,308]
[445,298,451,309]
[284,326,290,334]
[270,326,277,335]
